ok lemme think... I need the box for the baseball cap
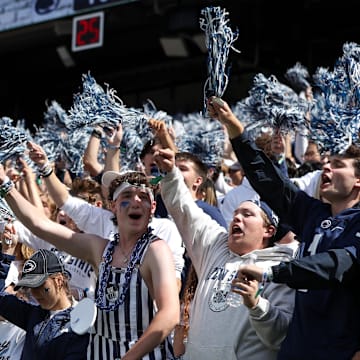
[14,249,65,290]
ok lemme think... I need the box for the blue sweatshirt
[231,131,360,360]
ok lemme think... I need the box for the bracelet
[38,162,53,178]
[107,144,121,150]
[0,178,14,198]
[256,268,273,298]
[38,162,50,172]
[41,167,53,178]
[91,129,102,139]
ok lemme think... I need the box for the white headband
[112,182,154,203]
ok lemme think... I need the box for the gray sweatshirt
[161,167,296,360]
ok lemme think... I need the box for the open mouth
[232,225,243,235]
[321,174,331,187]
[129,214,142,220]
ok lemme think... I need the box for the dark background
[0,0,359,132]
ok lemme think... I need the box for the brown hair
[70,177,106,207]
[180,263,198,341]
[140,138,162,160]
[338,145,360,177]
[197,177,218,206]
[175,152,208,180]
[108,171,151,201]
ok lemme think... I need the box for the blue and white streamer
[233,73,309,135]
[68,72,149,133]
[285,62,311,93]
[200,6,240,114]
[0,117,32,164]
[310,42,360,154]
[173,111,225,167]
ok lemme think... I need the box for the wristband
[107,144,121,150]
[41,167,53,178]
[91,129,102,139]
[0,178,14,198]
[38,162,53,178]
[38,162,50,172]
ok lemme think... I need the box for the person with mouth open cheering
[0,166,179,360]
[207,96,360,360]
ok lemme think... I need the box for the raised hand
[154,148,176,174]
[27,141,49,167]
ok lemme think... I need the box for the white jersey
[0,319,26,360]
[290,170,322,199]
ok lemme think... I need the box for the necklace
[96,228,156,311]
[119,245,133,264]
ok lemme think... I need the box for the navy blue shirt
[231,131,360,360]
[0,254,88,360]
[195,199,227,229]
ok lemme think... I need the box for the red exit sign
[72,11,104,52]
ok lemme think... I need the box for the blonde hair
[19,243,35,260]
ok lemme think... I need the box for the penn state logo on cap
[22,260,37,274]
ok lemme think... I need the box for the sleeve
[290,170,322,199]
[214,171,233,197]
[249,282,295,350]
[0,293,37,330]
[14,220,52,250]
[230,132,300,220]
[271,249,356,289]
[0,253,15,291]
[293,130,309,164]
[61,195,114,237]
[161,167,227,271]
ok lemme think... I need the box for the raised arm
[103,123,123,173]
[27,141,69,208]
[82,127,104,177]
[207,97,299,219]
[0,164,104,269]
[207,97,245,138]
[17,157,45,212]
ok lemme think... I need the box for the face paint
[120,201,130,208]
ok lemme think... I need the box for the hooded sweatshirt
[161,167,296,360]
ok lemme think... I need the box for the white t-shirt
[0,319,26,360]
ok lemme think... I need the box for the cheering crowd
[1,36,360,360]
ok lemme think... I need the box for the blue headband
[250,199,279,227]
